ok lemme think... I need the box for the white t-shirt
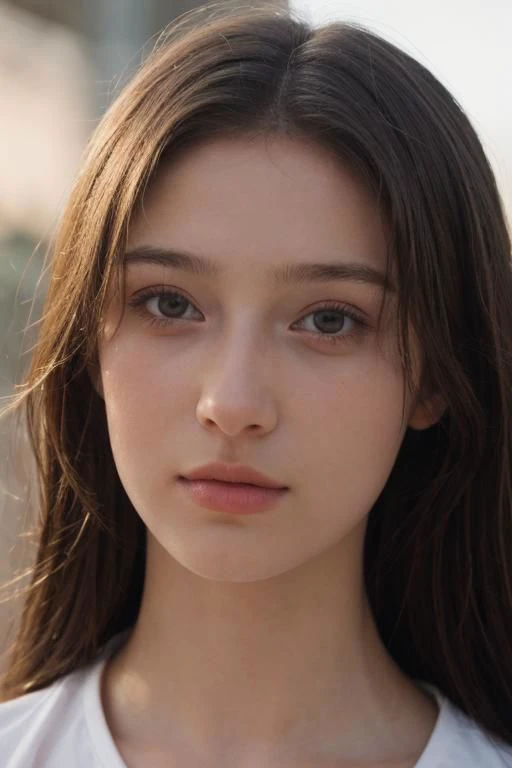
[1,633,512,767]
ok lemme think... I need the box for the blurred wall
[8,0,82,30]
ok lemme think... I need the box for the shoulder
[0,660,102,767]
[0,631,130,767]
[424,688,512,767]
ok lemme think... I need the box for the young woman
[1,4,511,766]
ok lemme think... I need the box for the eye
[127,288,369,347]
[128,287,203,327]
[292,302,368,347]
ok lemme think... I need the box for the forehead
[127,135,388,279]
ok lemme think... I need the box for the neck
[102,526,437,764]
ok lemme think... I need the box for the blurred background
[0,0,510,660]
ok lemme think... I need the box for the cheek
[300,346,406,439]
[295,355,407,516]
[99,328,192,413]
[98,336,189,494]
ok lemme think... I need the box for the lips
[177,462,288,514]
[179,461,287,489]
[177,477,288,514]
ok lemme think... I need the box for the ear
[87,360,104,400]
[408,389,446,431]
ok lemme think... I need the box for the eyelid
[297,299,368,322]
[128,285,368,317]
[129,283,199,305]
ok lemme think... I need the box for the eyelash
[127,286,369,347]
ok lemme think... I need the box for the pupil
[315,310,344,333]
[158,294,186,317]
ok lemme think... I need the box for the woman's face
[97,135,426,582]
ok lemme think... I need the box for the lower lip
[177,477,288,514]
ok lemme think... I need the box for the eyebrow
[123,246,395,292]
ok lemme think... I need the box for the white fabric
[1,634,511,767]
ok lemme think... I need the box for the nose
[195,335,278,438]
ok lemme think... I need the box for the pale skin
[94,135,444,767]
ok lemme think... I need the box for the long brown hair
[1,0,511,746]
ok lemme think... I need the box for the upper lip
[180,462,287,489]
